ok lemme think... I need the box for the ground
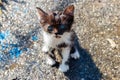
[0,0,120,80]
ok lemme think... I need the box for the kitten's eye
[47,26,53,32]
[59,24,65,30]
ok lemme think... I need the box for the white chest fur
[42,31,72,48]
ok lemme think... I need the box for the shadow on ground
[64,35,102,80]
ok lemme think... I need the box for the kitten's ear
[36,7,47,17]
[63,5,74,16]
[36,7,48,23]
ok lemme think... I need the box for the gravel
[0,0,120,80]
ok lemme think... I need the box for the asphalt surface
[0,0,119,80]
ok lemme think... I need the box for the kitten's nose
[55,32,63,35]
[54,28,58,35]
[54,28,57,32]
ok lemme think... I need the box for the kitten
[36,5,80,72]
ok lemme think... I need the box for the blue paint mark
[0,30,30,61]
[9,47,22,59]
[0,52,7,61]
[9,44,18,47]
[0,53,3,61]
[0,31,10,51]
[2,45,8,50]
[0,31,22,60]
[0,32,5,40]
[32,35,38,41]
[0,30,10,40]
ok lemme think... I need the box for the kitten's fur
[37,5,80,72]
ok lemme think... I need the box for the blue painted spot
[0,53,3,61]
[0,30,10,40]
[2,45,8,50]
[5,30,10,37]
[9,47,22,59]
[0,32,5,40]
[32,36,38,41]
[9,44,18,47]
[0,52,7,61]
[0,30,31,61]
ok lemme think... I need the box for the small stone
[107,38,117,48]
[9,63,19,70]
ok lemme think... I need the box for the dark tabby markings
[57,49,63,59]
[57,42,68,48]
[47,48,63,68]
[55,35,61,38]
[70,46,75,54]
[48,48,56,60]
[37,5,74,35]
[51,49,61,68]
[52,61,59,68]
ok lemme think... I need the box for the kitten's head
[37,5,74,38]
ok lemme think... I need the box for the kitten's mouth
[55,35,61,38]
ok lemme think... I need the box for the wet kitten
[37,5,80,72]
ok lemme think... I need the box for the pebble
[107,38,117,48]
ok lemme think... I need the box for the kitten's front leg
[59,47,70,72]
[42,40,50,53]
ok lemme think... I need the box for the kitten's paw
[71,50,80,59]
[59,64,69,72]
[46,57,55,66]
[42,46,49,52]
